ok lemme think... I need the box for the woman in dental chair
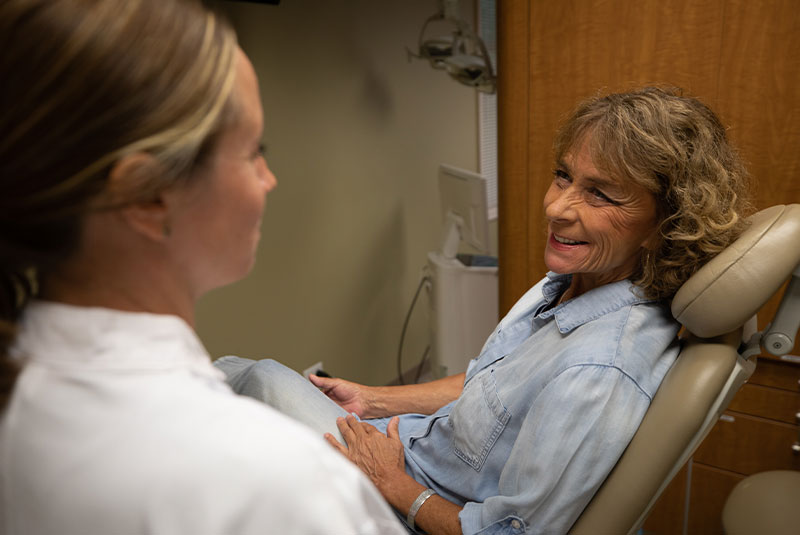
[0,1,406,533]
[217,87,752,534]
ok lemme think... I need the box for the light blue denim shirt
[375,273,680,535]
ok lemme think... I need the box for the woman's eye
[553,169,570,185]
[589,188,616,204]
[252,144,266,159]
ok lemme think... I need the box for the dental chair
[570,204,800,535]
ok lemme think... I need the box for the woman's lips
[550,233,588,249]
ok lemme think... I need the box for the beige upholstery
[673,205,800,337]
[571,204,800,535]
[722,470,800,535]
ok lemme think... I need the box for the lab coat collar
[12,300,224,381]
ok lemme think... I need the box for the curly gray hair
[554,87,753,301]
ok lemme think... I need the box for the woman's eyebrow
[585,175,620,189]
[558,158,621,190]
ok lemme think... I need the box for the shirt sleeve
[458,364,651,535]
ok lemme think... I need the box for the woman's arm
[328,415,463,535]
[309,372,465,418]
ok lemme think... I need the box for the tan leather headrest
[672,204,800,337]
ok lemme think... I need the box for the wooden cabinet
[642,357,800,534]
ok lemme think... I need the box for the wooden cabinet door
[687,464,744,535]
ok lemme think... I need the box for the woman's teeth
[554,235,584,245]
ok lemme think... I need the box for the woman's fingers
[336,415,359,442]
[386,416,400,440]
[323,433,348,455]
[308,374,330,390]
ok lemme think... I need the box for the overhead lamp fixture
[407,0,496,94]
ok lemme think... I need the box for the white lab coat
[0,301,404,535]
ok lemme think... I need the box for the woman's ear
[106,153,170,243]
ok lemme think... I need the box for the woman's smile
[551,234,588,246]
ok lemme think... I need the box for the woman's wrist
[360,385,395,419]
[379,469,426,512]
[357,385,381,418]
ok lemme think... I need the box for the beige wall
[196,0,481,385]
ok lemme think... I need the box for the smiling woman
[215,87,754,535]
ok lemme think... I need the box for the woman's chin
[544,255,575,275]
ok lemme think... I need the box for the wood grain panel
[693,411,800,474]
[715,0,800,209]
[497,0,532,314]
[747,357,800,391]
[728,383,800,424]
[687,464,744,535]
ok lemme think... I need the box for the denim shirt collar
[536,272,654,334]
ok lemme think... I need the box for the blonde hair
[554,87,753,301]
[0,0,238,408]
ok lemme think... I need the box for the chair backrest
[571,204,800,535]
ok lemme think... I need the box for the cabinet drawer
[694,412,800,474]
[748,358,800,391]
[728,383,800,424]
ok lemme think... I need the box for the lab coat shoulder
[145,376,405,535]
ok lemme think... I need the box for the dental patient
[217,88,752,535]
[0,1,404,533]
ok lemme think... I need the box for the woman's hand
[327,416,464,535]
[310,372,466,419]
[325,415,406,495]
[308,375,374,417]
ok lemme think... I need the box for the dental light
[407,0,496,94]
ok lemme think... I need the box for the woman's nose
[259,158,277,193]
[544,184,576,222]
[265,168,277,192]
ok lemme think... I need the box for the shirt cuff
[459,502,526,535]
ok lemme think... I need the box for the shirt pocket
[448,368,511,471]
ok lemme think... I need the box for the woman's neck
[41,263,196,327]
[40,212,198,326]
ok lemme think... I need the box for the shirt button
[511,519,521,529]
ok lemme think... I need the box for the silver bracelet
[407,488,436,531]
